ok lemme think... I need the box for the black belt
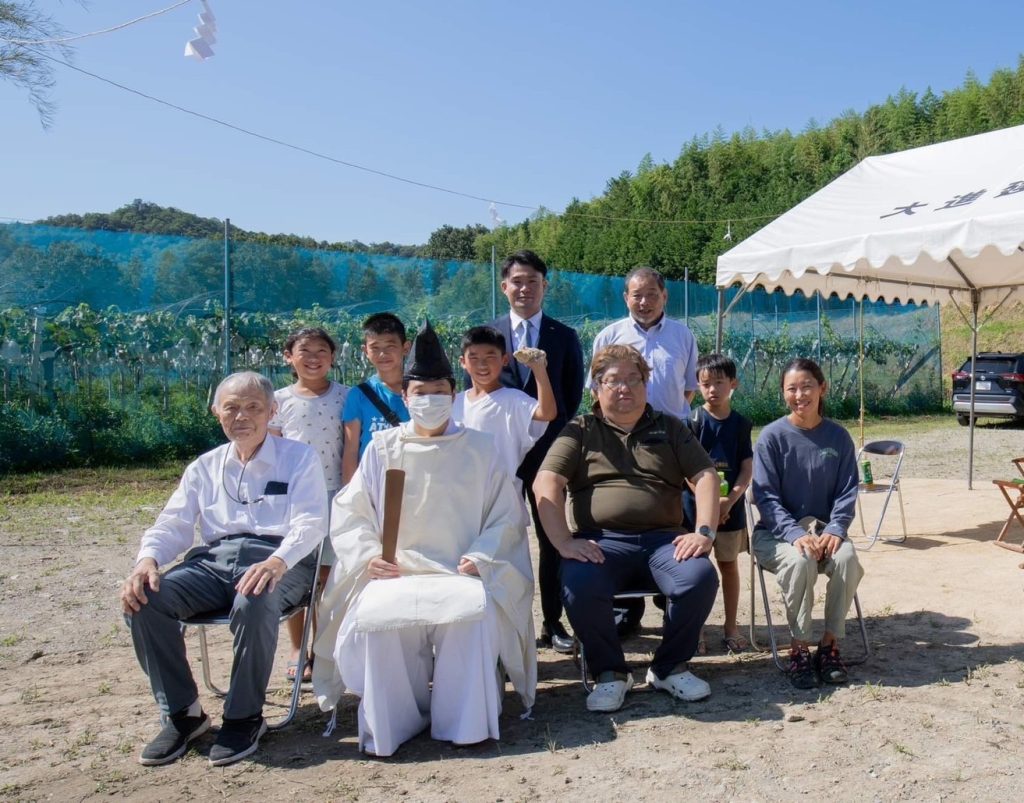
[216,532,283,545]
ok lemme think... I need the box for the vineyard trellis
[0,223,944,472]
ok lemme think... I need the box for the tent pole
[715,289,725,352]
[859,297,865,448]
[967,291,979,490]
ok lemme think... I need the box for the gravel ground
[0,415,1022,802]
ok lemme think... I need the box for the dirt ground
[1,418,1023,802]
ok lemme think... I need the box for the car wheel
[956,414,970,426]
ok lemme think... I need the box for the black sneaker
[815,642,849,684]
[139,709,211,766]
[787,647,819,690]
[209,715,268,767]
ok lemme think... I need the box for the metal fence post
[684,265,689,327]
[223,218,231,374]
[815,291,822,363]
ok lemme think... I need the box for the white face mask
[406,393,453,431]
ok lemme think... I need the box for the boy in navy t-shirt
[683,353,754,652]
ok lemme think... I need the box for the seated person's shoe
[814,642,849,684]
[139,709,211,766]
[787,647,820,689]
[208,715,268,767]
[586,671,635,712]
[540,620,574,654]
[645,667,711,701]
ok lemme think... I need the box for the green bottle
[718,470,729,498]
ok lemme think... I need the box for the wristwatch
[697,525,717,542]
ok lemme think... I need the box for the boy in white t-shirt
[268,326,349,683]
[454,326,555,501]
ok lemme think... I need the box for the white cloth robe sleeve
[311,424,536,713]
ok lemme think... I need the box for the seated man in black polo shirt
[533,344,720,712]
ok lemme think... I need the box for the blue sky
[4,1,1024,245]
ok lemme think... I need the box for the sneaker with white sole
[645,667,711,701]
[586,672,635,712]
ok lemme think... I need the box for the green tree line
[474,58,1024,281]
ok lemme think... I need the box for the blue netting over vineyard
[0,223,942,469]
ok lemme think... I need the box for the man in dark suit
[486,249,585,654]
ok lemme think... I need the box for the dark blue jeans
[561,531,719,680]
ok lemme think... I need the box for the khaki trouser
[752,527,864,642]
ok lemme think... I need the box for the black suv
[951,352,1024,425]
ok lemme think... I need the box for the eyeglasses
[222,454,265,506]
[599,376,644,390]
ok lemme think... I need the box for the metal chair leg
[747,549,760,651]
[268,607,311,731]
[196,625,228,697]
[755,563,788,672]
[895,483,908,541]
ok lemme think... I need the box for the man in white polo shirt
[591,265,699,421]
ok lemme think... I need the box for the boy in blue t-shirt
[341,313,411,485]
[683,353,754,653]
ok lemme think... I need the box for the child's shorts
[713,528,748,562]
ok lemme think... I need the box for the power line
[29,49,539,210]
[2,0,193,46]
[20,48,784,229]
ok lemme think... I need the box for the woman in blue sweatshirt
[752,358,863,689]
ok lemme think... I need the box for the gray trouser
[752,529,863,642]
[127,535,315,719]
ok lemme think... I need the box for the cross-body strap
[689,405,704,438]
[358,382,401,428]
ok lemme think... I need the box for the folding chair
[179,540,325,730]
[572,589,662,693]
[991,459,1024,553]
[744,491,869,672]
[856,440,908,549]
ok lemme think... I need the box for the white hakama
[338,600,501,756]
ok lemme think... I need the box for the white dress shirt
[591,314,699,420]
[137,434,328,569]
[508,310,543,351]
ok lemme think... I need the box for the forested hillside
[475,58,1024,281]
[40,200,420,257]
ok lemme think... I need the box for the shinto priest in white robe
[312,421,537,755]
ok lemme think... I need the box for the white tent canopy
[716,124,1024,489]
[716,124,1024,308]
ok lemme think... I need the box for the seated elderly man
[121,371,327,767]
[534,344,721,712]
[312,320,535,757]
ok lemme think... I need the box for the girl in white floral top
[269,327,349,682]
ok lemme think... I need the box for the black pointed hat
[404,319,454,383]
